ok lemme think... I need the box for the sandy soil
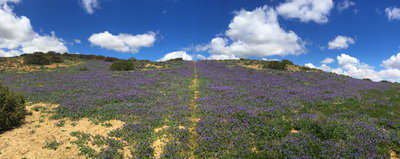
[392,150,399,159]
[238,64,263,70]
[0,103,124,159]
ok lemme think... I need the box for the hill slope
[0,57,399,158]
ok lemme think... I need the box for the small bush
[0,83,26,130]
[47,51,64,63]
[263,61,286,70]
[79,66,89,71]
[281,59,294,66]
[301,66,312,71]
[104,57,119,62]
[49,56,63,63]
[24,52,51,65]
[167,58,183,62]
[110,60,135,71]
[43,141,61,150]
[363,78,372,81]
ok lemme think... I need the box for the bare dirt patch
[0,102,124,159]
[152,134,169,159]
[152,125,170,159]
[291,129,300,134]
[286,65,301,72]
[238,64,263,70]
[392,150,399,159]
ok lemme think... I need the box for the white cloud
[337,0,355,12]
[208,54,238,60]
[328,35,355,50]
[195,44,209,52]
[0,0,20,4]
[74,39,81,44]
[0,4,68,57]
[21,31,67,53]
[382,52,400,69]
[321,57,334,64]
[0,49,20,57]
[21,34,66,53]
[306,53,400,82]
[88,31,156,53]
[81,0,99,14]
[202,5,305,59]
[276,0,334,24]
[157,51,193,61]
[337,53,358,66]
[385,7,400,21]
[195,54,206,60]
[304,63,316,68]
[262,58,279,61]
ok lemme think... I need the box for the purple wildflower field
[1,60,400,158]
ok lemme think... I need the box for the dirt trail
[188,63,200,159]
[0,103,124,159]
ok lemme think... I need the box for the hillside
[1,54,400,158]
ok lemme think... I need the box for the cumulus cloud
[195,54,206,60]
[208,54,239,60]
[21,31,67,53]
[276,0,334,24]
[0,4,68,57]
[321,57,334,64]
[305,53,400,82]
[382,52,400,69]
[328,35,355,50]
[201,5,305,60]
[385,7,400,21]
[81,0,99,14]
[157,51,193,61]
[0,49,20,57]
[304,63,316,68]
[0,0,20,4]
[337,0,355,12]
[88,31,156,53]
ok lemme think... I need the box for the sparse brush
[43,141,61,150]
[79,66,89,71]
[0,82,26,130]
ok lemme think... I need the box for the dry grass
[238,63,263,70]
[0,102,124,159]
[286,65,301,72]
[0,57,80,72]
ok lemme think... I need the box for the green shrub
[167,58,183,62]
[363,78,372,81]
[79,66,89,71]
[24,52,51,65]
[104,57,119,62]
[263,61,286,70]
[262,59,295,70]
[0,83,26,130]
[281,59,294,66]
[46,51,64,63]
[380,80,391,83]
[110,60,135,71]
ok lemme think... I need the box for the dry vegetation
[0,57,80,72]
[0,102,125,159]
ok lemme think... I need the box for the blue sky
[1,0,400,81]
